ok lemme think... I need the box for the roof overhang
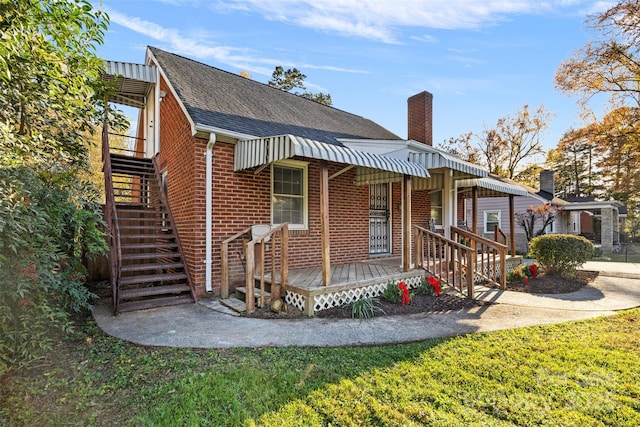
[456,177,529,197]
[101,60,157,108]
[340,138,488,179]
[561,200,625,211]
[234,134,429,183]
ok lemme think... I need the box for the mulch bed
[245,270,600,320]
[488,270,599,294]
[246,292,491,320]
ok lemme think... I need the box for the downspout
[205,133,216,292]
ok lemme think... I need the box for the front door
[369,183,390,254]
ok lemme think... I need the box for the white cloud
[211,0,596,43]
[107,8,369,76]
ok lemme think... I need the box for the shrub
[344,297,384,320]
[0,167,106,374]
[528,234,595,277]
[381,281,402,304]
[506,265,529,282]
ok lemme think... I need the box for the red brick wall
[208,150,375,293]
[407,91,433,146]
[156,76,207,294]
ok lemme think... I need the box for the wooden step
[119,283,190,299]
[119,233,176,240]
[120,262,185,273]
[121,252,182,261]
[121,242,179,251]
[218,298,247,313]
[117,295,194,313]
[119,224,172,231]
[119,272,188,286]
[235,286,271,307]
[116,209,167,216]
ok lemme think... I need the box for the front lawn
[1,309,639,426]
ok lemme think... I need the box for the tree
[268,66,333,106]
[516,205,559,242]
[446,105,553,181]
[555,0,640,111]
[546,128,599,198]
[0,0,118,372]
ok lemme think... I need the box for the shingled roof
[148,47,401,145]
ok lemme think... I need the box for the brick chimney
[539,170,555,196]
[408,91,433,146]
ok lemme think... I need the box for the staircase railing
[221,223,289,313]
[151,157,197,303]
[452,226,507,289]
[414,225,474,297]
[102,125,122,314]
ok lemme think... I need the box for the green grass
[2,310,640,426]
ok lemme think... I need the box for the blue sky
[95,0,612,153]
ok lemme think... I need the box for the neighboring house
[463,170,624,254]
[101,46,521,315]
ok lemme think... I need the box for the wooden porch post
[509,194,516,256]
[403,174,412,272]
[320,161,331,286]
[471,186,478,234]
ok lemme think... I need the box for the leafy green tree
[268,66,333,106]
[0,0,118,373]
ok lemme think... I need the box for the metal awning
[456,176,529,197]
[101,61,157,108]
[408,144,487,178]
[234,134,429,181]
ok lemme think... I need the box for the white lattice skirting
[285,274,424,315]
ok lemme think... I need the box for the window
[271,160,308,230]
[484,210,501,233]
[430,190,443,226]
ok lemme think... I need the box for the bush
[381,281,403,304]
[528,234,595,277]
[0,167,106,374]
[344,297,384,320]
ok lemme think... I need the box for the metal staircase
[103,129,196,314]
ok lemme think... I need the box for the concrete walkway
[91,261,640,349]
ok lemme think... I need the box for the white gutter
[205,133,216,292]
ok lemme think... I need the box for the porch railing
[102,125,122,313]
[414,225,474,297]
[451,226,507,289]
[221,223,289,313]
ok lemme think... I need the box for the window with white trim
[484,210,501,234]
[430,190,443,226]
[271,160,308,230]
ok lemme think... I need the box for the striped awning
[456,177,528,197]
[408,146,487,178]
[102,61,157,108]
[235,134,429,180]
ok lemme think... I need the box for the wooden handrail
[414,225,474,297]
[494,227,507,246]
[151,157,197,303]
[221,223,289,312]
[452,226,507,289]
[102,125,123,314]
[220,227,252,299]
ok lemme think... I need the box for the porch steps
[105,150,196,314]
[218,297,247,313]
[235,286,271,308]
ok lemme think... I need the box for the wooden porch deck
[264,259,425,315]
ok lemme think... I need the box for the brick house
[102,47,521,315]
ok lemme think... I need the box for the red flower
[20,298,29,307]
[398,281,411,306]
[529,264,538,278]
[524,276,529,283]
[428,276,441,296]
